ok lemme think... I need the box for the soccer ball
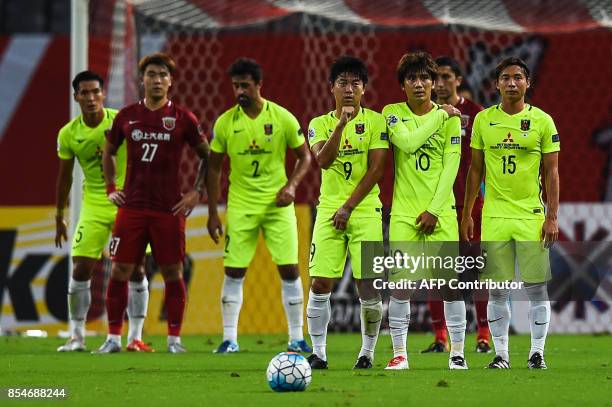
[266,352,312,392]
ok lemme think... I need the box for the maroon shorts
[110,207,185,266]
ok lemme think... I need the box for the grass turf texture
[1,333,610,406]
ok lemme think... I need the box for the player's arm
[312,107,352,169]
[54,157,74,248]
[461,149,484,241]
[384,105,459,154]
[542,152,559,248]
[277,143,311,207]
[206,151,224,244]
[331,148,386,230]
[419,117,461,234]
[103,139,125,206]
[172,140,210,217]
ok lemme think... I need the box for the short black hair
[329,56,368,85]
[72,70,104,92]
[435,55,463,77]
[396,51,438,85]
[228,58,262,83]
[495,57,530,80]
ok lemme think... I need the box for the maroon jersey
[454,97,484,213]
[107,100,204,212]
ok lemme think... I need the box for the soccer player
[55,71,152,353]
[462,57,560,369]
[382,51,467,370]
[419,56,490,354]
[306,56,387,370]
[96,53,209,353]
[207,58,312,353]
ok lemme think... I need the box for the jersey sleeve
[427,116,461,217]
[184,110,206,147]
[470,112,484,150]
[210,115,227,153]
[383,104,448,154]
[283,110,305,149]
[56,126,73,160]
[540,113,560,154]
[106,109,125,147]
[308,116,328,150]
[368,112,390,150]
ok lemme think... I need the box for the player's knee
[225,267,247,279]
[310,277,334,294]
[71,257,97,281]
[160,264,183,281]
[130,264,146,282]
[111,262,135,281]
[278,264,299,280]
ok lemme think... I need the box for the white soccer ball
[266,352,312,392]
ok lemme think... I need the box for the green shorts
[481,217,550,283]
[308,212,383,280]
[71,201,117,259]
[389,215,459,281]
[224,205,298,268]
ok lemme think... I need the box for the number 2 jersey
[106,100,205,213]
[471,104,560,219]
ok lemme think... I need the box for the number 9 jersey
[471,104,560,219]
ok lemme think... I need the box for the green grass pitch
[1,333,610,406]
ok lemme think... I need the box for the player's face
[402,71,433,104]
[231,74,261,108]
[496,65,530,103]
[331,73,365,108]
[435,66,461,100]
[74,80,105,115]
[142,64,172,100]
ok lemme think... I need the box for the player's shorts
[71,201,118,259]
[389,215,458,282]
[111,207,185,266]
[224,205,298,268]
[309,211,383,280]
[481,217,550,283]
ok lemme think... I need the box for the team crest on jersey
[162,117,176,131]
[520,119,530,131]
[308,128,315,141]
[355,123,365,134]
[264,124,273,135]
[460,114,470,129]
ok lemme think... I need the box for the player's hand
[339,106,354,126]
[207,212,223,244]
[461,215,474,242]
[330,204,352,230]
[440,104,461,118]
[541,217,558,249]
[55,216,68,248]
[276,184,296,207]
[416,211,438,235]
[172,190,200,217]
[108,190,126,206]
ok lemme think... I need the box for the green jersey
[308,107,389,217]
[471,104,560,219]
[211,99,305,212]
[57,108,126,207]
[383,102,461,218]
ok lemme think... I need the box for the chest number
[415,152,430,171]
[251,160,261,177]
[343,162,352,180]
[502,155,516,174]
[141,143,158,162]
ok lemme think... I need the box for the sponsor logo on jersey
[521,119,531,131]
[355,123,365,134]
[161,117,176,131]
[460,114,470,129]
[264,123,273,135]
[387,115,398,126]
[131,129,170,142]
[502,133,514,143]
[451,136,461,144]
[342,138,353,149]
[237,139,272,156]
[308,128,315,141]
[491,132,526,151]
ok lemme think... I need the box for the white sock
[221,275,244,343]
[526,284,550,358]
[359,297,383,360]
[127,277,149,343]
[307,290,331,361]
[281,277,304,342]
[167,335,181,345]
[68,278,90,341]
[444,300,467,357]
[488,288,511,361]
[107,334,121,345]
[388,296,410,358]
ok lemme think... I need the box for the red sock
[106,279,128,335]
[428,299,447,343]
[165,279,186,337]
[475,299,490,341]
